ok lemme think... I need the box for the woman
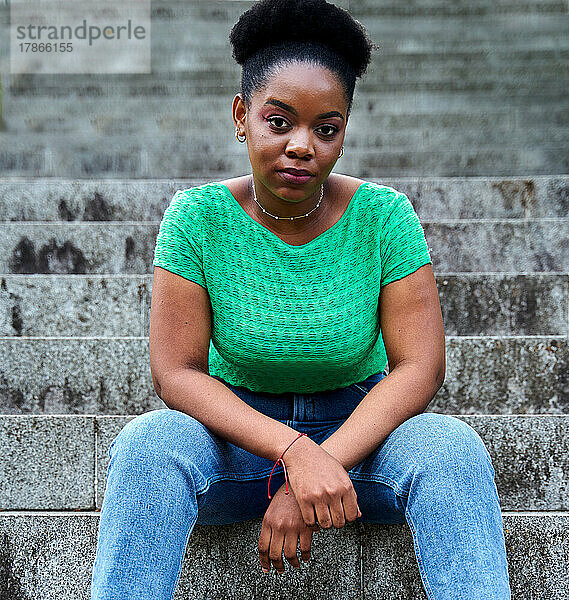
[90,1,511,598]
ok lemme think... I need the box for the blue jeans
[90,371,511,599]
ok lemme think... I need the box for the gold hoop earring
[338,146,344,158]
[235,128,246,143]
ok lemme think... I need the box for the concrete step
[351,0,568,16]
[4,62,568,102]
[1,137,566,177]
[149,37,569,63]
[355,13,569,47]
[5,104,568,145]
[422,219,569,271]
[0,414,567,511]
[1,123,567,150]
[345,146,569,177]
[4,23,568,73]
[2,177,567,220]
[5,81,567,114]
[4,72,567,98]
[0,274,566,338]
[1,0,563,23]
[5,45,568,74]
[0,336,567,415]
[0,219,567,273]
[154,0,566,18]
[144,0,566,18]
[4,96,569,137]
[0,512,566,599]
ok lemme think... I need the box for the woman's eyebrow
[264,99,344,120]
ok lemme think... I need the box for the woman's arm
[150,265,359,528]
[313,264,445,470]
[150,266,312,463]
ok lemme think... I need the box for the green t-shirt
[153,180,432,393]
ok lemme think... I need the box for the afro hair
[229,0,376,79]
[229,0,378,113]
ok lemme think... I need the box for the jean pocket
[351,382,371,395]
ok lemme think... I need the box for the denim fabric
[91,372,511,599]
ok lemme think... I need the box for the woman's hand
[280,436,362,530]
[259,483,319,574]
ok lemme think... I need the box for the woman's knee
[108,408,208,460]
[405,412,495,476]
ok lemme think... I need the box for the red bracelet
[267,432,307,500]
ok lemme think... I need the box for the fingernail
[262,568,269,573]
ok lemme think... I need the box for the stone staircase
[0,175,568,598]
[1,0,568,177]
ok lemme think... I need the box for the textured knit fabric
[152,180,432,393]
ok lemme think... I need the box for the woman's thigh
[347,412,495,524]
[107,408,286,525]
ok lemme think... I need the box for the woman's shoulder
[332,174,402,197]
[166,181,231,216]
[332,175,408,217]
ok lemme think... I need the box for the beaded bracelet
[267,432,308,500]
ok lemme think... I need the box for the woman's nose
[285,130,314,158]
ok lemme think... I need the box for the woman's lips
[278,170,313,184]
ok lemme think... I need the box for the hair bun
[229,0,375,79]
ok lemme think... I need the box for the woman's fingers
[261,527,313,574]
[329,496,346,528]
[258,521,272,573]
[342,487,361,522]
[297,499,319,530]
[299,528,314,562]
[314,502,333,529]
[268,529,286,574]
[283,534,301,570]
[299,488,360,530]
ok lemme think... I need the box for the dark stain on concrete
[79,85,104,97]
[513,283,538,332]
[493,180,535,215]
[39,379,83,414]
[534,251,556,272]
[98,376,106,410]
[125,236,135,262]
[137,281,147,303]
[85,192,113,221]
[0,532,29,600]
[152,5,174,18]
[37,239,87,274]
[9,238,37,273]
[0,279,25,335]
[0,375,26,413]
[57,198,76,221]
[11,304,23,336]
[554,180,569,216]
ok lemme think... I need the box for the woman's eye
[267,116,289,129]
[318,125,338,137]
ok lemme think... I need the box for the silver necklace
[251,179,324,220]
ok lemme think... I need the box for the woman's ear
[232,93,247,129]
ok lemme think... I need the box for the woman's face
[233,61,349,207]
